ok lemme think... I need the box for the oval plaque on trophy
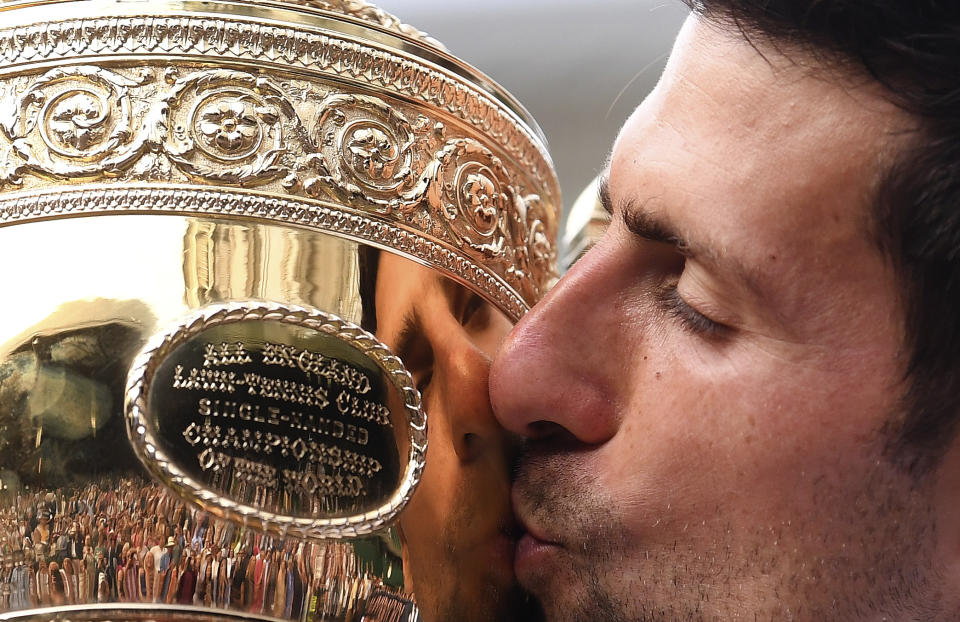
[126,303,424,539]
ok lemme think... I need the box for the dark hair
[686,0,960,476]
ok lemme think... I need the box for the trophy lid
[0,0,561,319]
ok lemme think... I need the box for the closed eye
[660,282,726,337]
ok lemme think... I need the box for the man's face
[375,253,527,622]
[491,15,958,622]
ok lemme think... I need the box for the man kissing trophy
[0,2,559,622]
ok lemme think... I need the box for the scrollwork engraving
[0,15,555,196]
[0,61,557,307]
[506,194,558,301]
[307,93,430,213]
[0,65,155,184]
[163,69,312,187]
[426,138,516,258]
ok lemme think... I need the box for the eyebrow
[599,173,692,256]
[598,172,768,302]
[393,310,421,365]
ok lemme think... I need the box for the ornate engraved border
[124,301,428,540]
[0,185,530,319]
[0,60,557,307]
[0,12,557,199]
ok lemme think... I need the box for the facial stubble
[513,441,950,622]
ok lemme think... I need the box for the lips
[514,530,562,580]
[511,485,563,578]
[514,514,557,549]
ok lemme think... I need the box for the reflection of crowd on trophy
[0,477,409,621]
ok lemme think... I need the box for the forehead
[608,17,910,328]
[610,16,908,260]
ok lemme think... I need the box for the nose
[490,240,622,446]
[434,317,508,463]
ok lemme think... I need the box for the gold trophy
[0,2,560,621]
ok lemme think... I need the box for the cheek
[604,338,898,528]
[409,386,462,507]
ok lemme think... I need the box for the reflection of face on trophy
[374,251,521,621]
[0,1,559,622]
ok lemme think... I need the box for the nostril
[523,421,587,454]
[463,431,480,449]
[526,420,570,440]
[458,431,484,462]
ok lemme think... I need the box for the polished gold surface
[0,1,559,621]
[0,216,526,622]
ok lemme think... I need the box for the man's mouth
[515,530,562,579]
[511,486,562,576]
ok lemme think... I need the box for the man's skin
[491,14,960,622]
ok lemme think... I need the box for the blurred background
[375,0,690,222]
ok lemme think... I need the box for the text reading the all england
[260,342,371,395]
[202,341,373,397]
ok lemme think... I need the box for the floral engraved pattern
[347,127,395,178]
[0,66,149,181]
[426,138,516,257]
[197,100,259,154]
[506,194,558,301]
[163,70,301,185]
[461,171,502,237]
[49,92,106,151]
[0,64,558,307]
[0,14,557,200]
[308,93,428,214]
